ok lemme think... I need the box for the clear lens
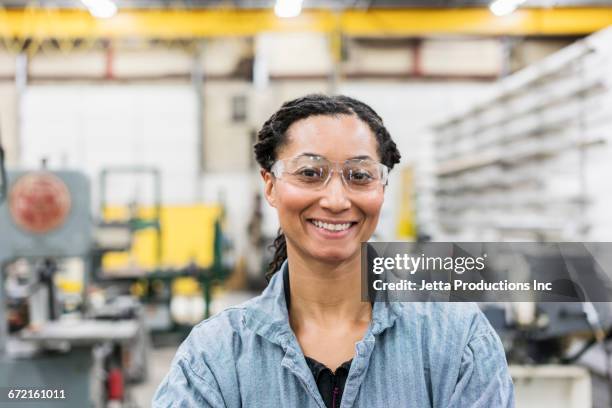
[273,155,388,192]
[289,157,329,186]
[344,160,382,189]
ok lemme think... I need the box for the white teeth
[311,220,352,232]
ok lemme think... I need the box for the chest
[231,333,448,408]
[294,323,369,371]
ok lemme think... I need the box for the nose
[319,170,351,212]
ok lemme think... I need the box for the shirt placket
[339,333,377,408]
[280,336,327,408]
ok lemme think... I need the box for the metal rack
[429,28,612,241]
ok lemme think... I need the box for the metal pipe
[192,40,205,200]
[0,260,8,356]
[0,138,6,205]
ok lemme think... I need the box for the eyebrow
[297,152,374,160]
[297,153,321,159]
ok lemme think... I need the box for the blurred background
[0,1,611,407]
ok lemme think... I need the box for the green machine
[0,165,143,408]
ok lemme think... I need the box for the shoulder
[398,301,485,325]
[394,302,496,343]
[173,295,262,365]
[390,302,510,393]
[154,298,265,407]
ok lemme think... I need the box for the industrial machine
[479,251,612,407]
[0,160,146,407]
[92,166,233,345]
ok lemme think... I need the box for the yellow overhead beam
[343,8,612,36]
[0,8,611,39]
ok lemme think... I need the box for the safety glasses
[270,154,389,192]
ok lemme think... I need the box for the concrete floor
[130,346,177,407]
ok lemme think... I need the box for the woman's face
[262,114,385,264]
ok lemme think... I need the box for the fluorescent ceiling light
[274,0,303,18]
[489,0,526,16]
[81,0,117,19]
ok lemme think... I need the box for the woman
[153,94,514,407]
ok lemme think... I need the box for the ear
[261,169,277,208]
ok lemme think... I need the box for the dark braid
[254,94,401,280]
[266,229,287,281]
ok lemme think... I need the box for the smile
[308,219,356,232]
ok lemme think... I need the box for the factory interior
[1,0,612,407]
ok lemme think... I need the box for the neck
[285,243,371,328]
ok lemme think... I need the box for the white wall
[203,81,253,172]
[0,52,18,164]
[20,85,199,208]
[421,39,502,76]
[0,82,18,165]
[255,33,333,78]
[202,38,252,77]
[343,43,414,75]
[29,50,107,78]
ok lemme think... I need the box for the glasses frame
[269,155,389,192]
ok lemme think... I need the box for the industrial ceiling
[1,0,612,8]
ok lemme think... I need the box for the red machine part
[8,172,72,234]
[107,367,124,401]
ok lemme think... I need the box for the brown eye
[348,170,374,184]
[294,167,325,183]
[299,168,320,178]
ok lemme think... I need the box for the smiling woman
[262,113,389,272]
[153,94,515,408]
[255,95,401,280]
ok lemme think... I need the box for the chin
[312,248,358,264]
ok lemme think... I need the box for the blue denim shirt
[153,261,514,407]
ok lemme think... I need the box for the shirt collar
[243,259,403,345]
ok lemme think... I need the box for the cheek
[358,190,385,219]
[274,184,313,218]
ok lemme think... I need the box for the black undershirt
[283,267,352,408]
